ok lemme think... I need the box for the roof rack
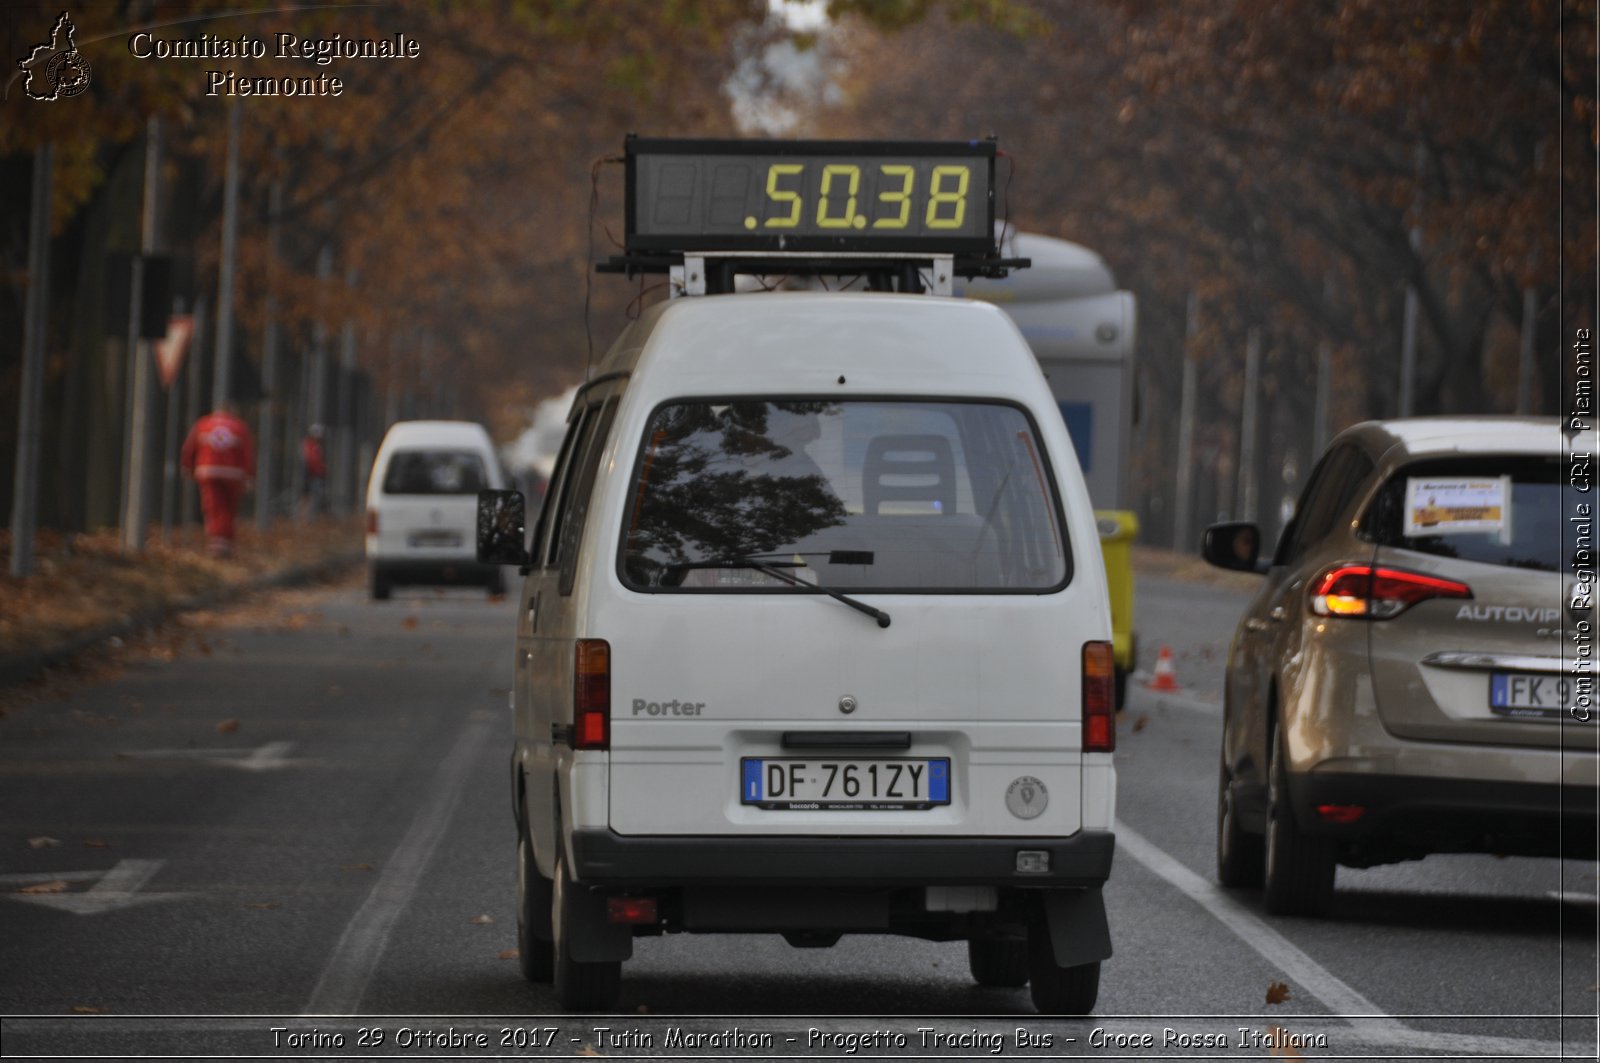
[597,136,1029,297]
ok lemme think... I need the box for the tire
[1026,914,1100,1015]
[1262,727,1336,916]
[551,851,622,1011]
[968,936,1029,987]
[370,567,392,601]
[515,830,553,982]
[487,569,507,597]
[1216,752,1265,888]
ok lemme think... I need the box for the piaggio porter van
[477,138,1118,1013]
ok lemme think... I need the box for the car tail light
[574,639,610,750]
[365,508,378,535]
[1310,565,1471,620]
[606,897,658,924]
[1082,641,1115,753]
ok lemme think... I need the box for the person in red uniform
[180,402,255,557]
[300,424,327,517]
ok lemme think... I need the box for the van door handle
[527,592,540,633]
[1244,618,1270,632]
[1268,606,1287,622]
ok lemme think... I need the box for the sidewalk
[0,520,363,686]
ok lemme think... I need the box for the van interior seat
[862,434,957,517]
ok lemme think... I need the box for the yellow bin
[1095,510,1139,708]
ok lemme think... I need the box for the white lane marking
[1116,822,1600,1055]
[119,741,301,770]
[1114,820,1405,1030]
[1,859,190,915]
[301,721,491,1015]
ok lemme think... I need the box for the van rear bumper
[569,829,1115,888]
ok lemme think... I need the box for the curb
[0,551,363,689]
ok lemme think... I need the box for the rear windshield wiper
[668,552,890,629]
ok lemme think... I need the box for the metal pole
[1398,226,1421,418]
[334,267,358,515]
[1237,327,1261,524]
[122,116,161,553]
[10,144,54,578]
[257,175,284,528]
[213,100,241,409]
[161,301,186,537]
[180,297,208,529]
[310,245,332,430]
[1172,291,1200,552]
[1313,273,1334,453]
[1516,286,1537,414]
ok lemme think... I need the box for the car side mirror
[477,489,530,568]
[1202,521,1264,574]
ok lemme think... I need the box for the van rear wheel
[1027,915,1099,1015]
[967,936,1029,987]
[551,852,622,1011]
[515,831,553,982]
[370,567,391,601]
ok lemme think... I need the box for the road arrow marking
[119,740,300,770]
[1,859,191,915]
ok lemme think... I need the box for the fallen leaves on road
[1265,981,1291,1005]
[243,902,280,910]
[82,839,109,849]
[341,863,374,872]
[469,914,495,925]
[1132,714,1149,733]
[27,836,61,849]
[70,1005,104,1014]
[216,719,240,735]
[576,1047,600,1057]
[402,616,419,631]
[497,948,519,961]
[17,880,68,894]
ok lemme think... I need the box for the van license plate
[740,758,950,810]
[1490,673,1576,719]
[408,531,461,548]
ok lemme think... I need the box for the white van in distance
[365,420,508,600]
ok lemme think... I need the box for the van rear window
[620,400,1070,592]
[381,450,487,496]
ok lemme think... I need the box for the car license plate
[740,758,950,810]
[408,530,461,548]
[1490,672,1577,719]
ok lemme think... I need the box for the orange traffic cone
[1146,645,1181,692]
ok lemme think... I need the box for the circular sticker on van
[1005,776,1048,820]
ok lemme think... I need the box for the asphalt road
[0,574,1595,1059]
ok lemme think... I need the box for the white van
[365,420,507,600]
[479,292,1118,1013]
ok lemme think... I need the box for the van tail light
[365,508,378,535]
[1310,565,1472,620]
[574,639,610,750]
[1082,641,1115,753]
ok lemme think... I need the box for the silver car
[1204,417,1597,915]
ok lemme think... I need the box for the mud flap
[558,872,633,963]
[1041,886,1112,967]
